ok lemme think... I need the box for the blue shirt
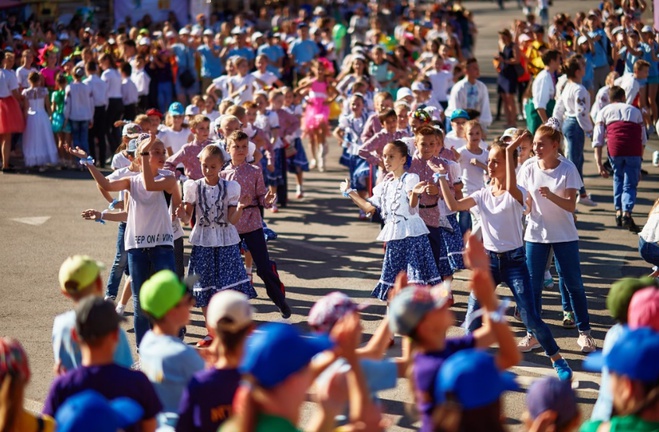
[197,44,223,78]
[257,44,285,77]
[139,331,205,415]
[619,43,651,75]
[583,52,595,85]
[590,323,625,421]
[289,39,319,67]
[52,310,133,372]
[172,43,197,78]
[589,29,610,68]
[227,47,255,63]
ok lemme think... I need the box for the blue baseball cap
[388,284,452,336]
[527,377,578,428]
[583,327,659,383]
[450,109,470,121]
[55,390,144,432]
[168,102,185,116]
[435,349,519,410]
[240,322,333,389]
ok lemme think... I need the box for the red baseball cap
[145,108,163,118]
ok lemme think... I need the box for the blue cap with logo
[168,102,185,116]
[583,327,659,383]
[240,322,333,389]
[435,349,519,409]
[450,109,470,121]
[388,284,451,336]
[55,390,144,432]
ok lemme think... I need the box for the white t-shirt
[124,171,175,250]
[251,70,278,90]
[457,146,488,196]
[437,159,462,216]
[230,74,256,104]
[517,157,583,243]
[160,127,191,168]
[16,66,37,89]
[470,186,527,252]
[427,69,452,102]
[212,74,232,100]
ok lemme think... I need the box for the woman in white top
[553,55,596,206]
[100,53,125,154]
[438,132,573,381]
[161,103,192,163]
[517,120,596,354]
[340,140,441,301]
[639,198,659,276]
[69,133,179,346]
[0,50,25,172]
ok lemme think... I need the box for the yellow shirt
[526,41,547,77]
[15,410,56,432]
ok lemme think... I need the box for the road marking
[11,216,51,226]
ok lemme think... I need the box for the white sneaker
[577,332,597,353]
[104,295,116,302]
[518,333,542,353]
[578,194,598,207]
[115,304,126,315]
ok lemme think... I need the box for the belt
[419,203,438,209]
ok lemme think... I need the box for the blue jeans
[157,82,174,114]
[639,237,659,267]
[106,222,128,298]
[70,120,90,154]
[526,241,591,332]
[127,245,176,346]
[563,117,587,196]
[458,210,472,237]
[609,155,641,213]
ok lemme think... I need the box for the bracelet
[79,156,95,166]
[488,298,511,324]
[433,173,448,182]
[108,199,120,211]
[96,210,106,225]
[343,188,356,197]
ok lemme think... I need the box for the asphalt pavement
[1,1,658,430]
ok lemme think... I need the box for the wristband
[488,298,511,323]
[79,156,95,166]
[433,173,448,182]
[96,210,107,225]
[108,199,120,210]
[343,188,356,197]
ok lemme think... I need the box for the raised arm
[432,162,476,211]
[505,133,526,205]
[340,178,377,215]
[66,145,129,192]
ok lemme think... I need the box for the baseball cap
[207,290,254,333]
[231,27,246,35]
[411,81,430,92]
[628,287,659,331]
[606,277,658,322]
[584,327,659,383]
[59,255,105,294]
[139,270,193,320]
[138,37,151,46]
[251,31,264,43]
[75,297,125,343]
[308,292,368,333]
[501,127,518,140]
[179,28,191,36]
[126,139,138,154]
[191,28,202,37]
[203,29,214,36]
[74,66,85,78]
[297,22,309,30]
[577,35,589,45]
[146,108,163,118]
[388,284,452,336]
[519,34,532,43]
[532,24,544,33]
[241,322,333,389]
[526,377,578,428]
[122,122,143,138]
[55,390,144,432]
[185,105,200,116]
[0,337,30,382]
[168,102,185,116]
[450,109,470,121]
[642,25,655,34]
[138,28,149,36]
[612,26,624,36]
[165,30,176,39]
[396,87,413,101]
[435,349,519,409]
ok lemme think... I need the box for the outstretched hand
[264,190,277,207]
[237,194,252,210]
[81,209,101,221]
[426,160,447,175]
[339,178,351,193]
[412,181,428,195]
[463,234,490,272]
[65,145,88,159]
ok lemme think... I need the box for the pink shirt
[220,162,268,234]
[164,139,211,180]
[360,112,382,144]
[358,130,407,166]
[276,107,300,139]
[408,155,441,228]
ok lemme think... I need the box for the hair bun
[544,117,561,131]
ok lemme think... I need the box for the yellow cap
[58,255,104,293]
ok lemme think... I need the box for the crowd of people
[2,0,659,430]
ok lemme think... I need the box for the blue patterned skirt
[261,148,285,187]
[287,138,309,173]
[188,245,257,307]
[372,234,442,301]
[440,214,465,272]
[349,154,370,191]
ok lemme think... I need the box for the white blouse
[640,208,659,243]
[183,179,241,247]
[0,68,18,98]
[368,172,429,242]
[102,68,123,99]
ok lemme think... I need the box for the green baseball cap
[140,270,192,319]
[607,277,659,322]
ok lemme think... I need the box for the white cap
[231,27,245,35]
[577,35,588,45]
[519,34,532,43]
[251,31,264,42]
[612,26,624,35]
[396,87,413,101]
[165,30,176,39]
[185,105,200,116]
[108,38,116,45]
[206,290,254,333]
[191,28,202,37]
[153,31,163,39]
[138,37,151,46]
[314,5,326,15]
[411,81,430,92]
[501,127,518,140]
[203,29,214,36]
[179,27,190,36]
[642,25,655,34]
[424,106,441,121]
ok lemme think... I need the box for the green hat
[607,277,659,322]
[138,28,149,36]
[59,255,105,294]
[140,270,189,319]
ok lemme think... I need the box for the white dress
[22,87,59,167]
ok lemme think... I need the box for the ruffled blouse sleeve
[183,179,197,204]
